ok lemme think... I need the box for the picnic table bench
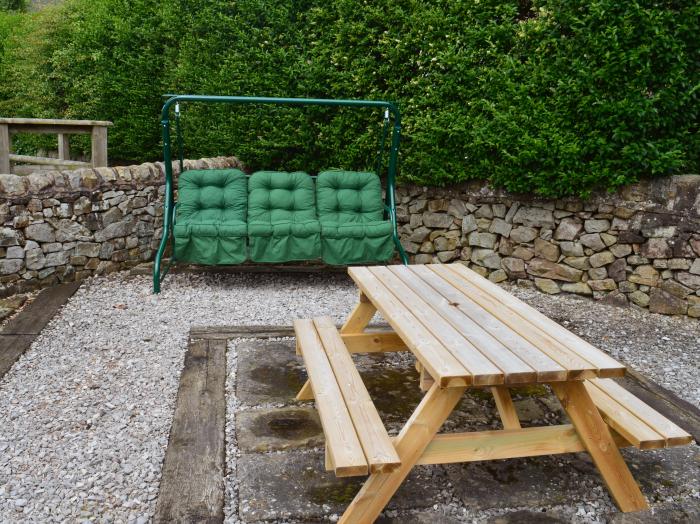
[294,263,693,523]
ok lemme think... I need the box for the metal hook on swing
[175,102,180,117]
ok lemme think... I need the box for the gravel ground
[0,269,697,522]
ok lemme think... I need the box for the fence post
[0,124,11,174]
[91,125,108,167]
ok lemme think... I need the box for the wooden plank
[340,383,466,524]
[2,282,81,336]
[491,387,521,430]
[294,319,368,477]
[432,265,598,379]
[91,125,108,167]
[0,335,36,381]
[589,378,692,447]
[314,317,401,473]
[190,324,297,339]
[58,133,70,160]
[340,292,376,334]
[551,381,648,512]
[390,265,539,384]
[8,125,96,135]
[446,264,626,377]
[348,267,470,387]
[8,154,89,167]
[408,265,567,382]
[340,331,407,353]
[369,266,506,385]
[417,424,632,465]
[155,339,226,523]
[618,369,700,445]
[419,365,435,392]
[0,117,113,126]
[583,381,666,449]
[0,123,10,174]
[296,380,314,401]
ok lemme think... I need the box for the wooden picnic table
[294,263,692,523]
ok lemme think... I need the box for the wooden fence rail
[0,118,113,174]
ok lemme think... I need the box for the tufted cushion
[247,171,321,262]
[173,169,248,264]
[316,170,395,264]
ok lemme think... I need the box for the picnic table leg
[551,381,649,512]
[341,292,377,334]
[491,387,521,430]
[339,383,466,524]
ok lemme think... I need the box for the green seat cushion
[247,171,321,262]
[316,170,395,264]
[174,169,248,264]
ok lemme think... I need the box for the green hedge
[1,0,698,197]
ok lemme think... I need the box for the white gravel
[0,271,356,522]
[0,269,697,522]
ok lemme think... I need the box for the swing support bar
[154,95,407,293]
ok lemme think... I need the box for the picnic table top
[348,264,626,388]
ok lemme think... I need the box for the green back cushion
[316,171,385,224]
[247,171,318,233]
[176,169,248,230]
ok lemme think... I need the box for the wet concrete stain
[250,408,321,440]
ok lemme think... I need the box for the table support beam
[491,387,521,430]
[551,381,649,512]
[341,293,377,334]
[339,383,466,524]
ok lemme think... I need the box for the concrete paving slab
[237,452,446,522]
[236,406,324,452]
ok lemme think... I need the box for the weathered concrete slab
[489,509,570,523]
[235,340,307,405]
[237,452,446,522]
[236,406,323,452]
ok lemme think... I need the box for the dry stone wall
[1,156,698,317]
[395,176,700,318]
[0,157,240,297]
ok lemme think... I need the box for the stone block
[640,238,671,259]
[422,212,453,229]
[579,233,606,251]
[588,267,607,280]
[533,238,559,262]
[609,243,632,258]
[584,218,610,233]
[502,257,526,278]
[488,269,508,283]
[561,282,592,295]
[53,219,92,242]
[511,246,534,261]
[526,258,583,282]
[25,223,55,243]
[489,217,512,237]
[648,289,687,315]
[414,254,433,264]
[510,226,538,244]
[562,256,590,270]
[504,202,520,223]
[94,219,134,242]
[471,249,502,269]
[44,251,69,267]
[0,258,22,275]
[419,240,435,254]
[460,214,477,235]
[492,203,506,217]
[553,218,582,240]
[535,278,560,294]
[588,278,617,291]
[474,204,493,218]
[608,258,627,282]
[512,206,554,228]
[629,291,650,307]
[601,290,629,307]
[618,230,645,243]
[690,258,700,275]
[447,199,467,217]
[589,250,615,268]
[436,250,458,263]
[468,231,497,249]
[25,248,46,270]
[559,241,584,257]
[676,272,700,289]
[5,246,24,259]
[408,226,431,243]
[75,242,101,258]
[660,279,692,298]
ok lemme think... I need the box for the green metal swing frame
[153,95,408,293]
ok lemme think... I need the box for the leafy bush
[0,0,697,196]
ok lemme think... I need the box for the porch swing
[153,95,408,293]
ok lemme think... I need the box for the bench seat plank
[588,378,693,448]
[314,317,401,473]
[294,319,368,477]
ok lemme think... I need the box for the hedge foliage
[1,0,698,196]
